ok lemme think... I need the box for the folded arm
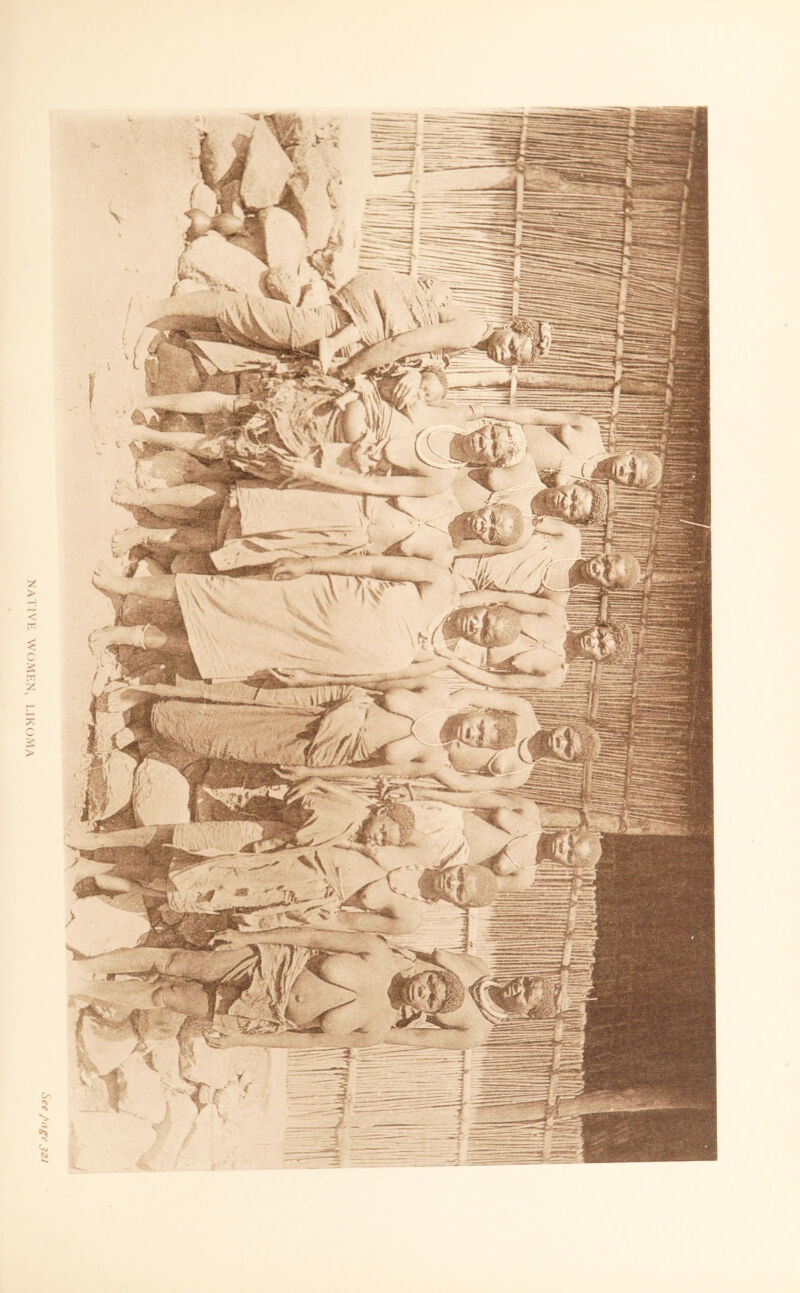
[339,316,487,378]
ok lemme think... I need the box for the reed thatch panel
[281,108,707,1169]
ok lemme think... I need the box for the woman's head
[485,319,553,365]
[575,619,634,665]
[460,420,527,467]
[398,967,465,1016]
[448,604,522,648]
[496,974,557,1019]
[464,502,525,547]
[443,708,518,750]
[357,802,416,850]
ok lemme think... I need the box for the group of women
[71,267,662,1052]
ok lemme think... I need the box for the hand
[265,444,319,485]
[284,777,325,805]
[268,558,314,582]
[377,777,412,803]
[274,764,313,783]
[390,370,422,412]
[209,929,238,948]
[204,1028,235,1048]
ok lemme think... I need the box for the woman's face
[453,710,502,748]
[463,422,519,465]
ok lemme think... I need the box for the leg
[112,524,218,557]
[318,322,360,373]
[89,623,194,659]
[65,824,173,851]
[118,425,221,457]
[138,391,237,416]
[124,291,223,367]
[91,564,178,600]
[112,481,227,512]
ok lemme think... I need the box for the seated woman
[94,675,588,793]
[119,381,528,497]
[124,267,552,377]
[88,552,525,687]
[71,928,555,1051]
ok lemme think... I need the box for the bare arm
[473,405,597,431]
[303,553,448,585]
[448,686,537,724]
[435,656,549,691]
[339,315,487,378]
[233,926,383,954]
[385,1025,488,1051]
[458,589,554,615]
[211,1029,387,1050]
[302,465,449,497]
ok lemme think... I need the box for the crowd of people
[70,266,661,1054]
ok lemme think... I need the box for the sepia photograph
[52,106,714,1173]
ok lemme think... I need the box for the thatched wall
[281,108,709,1169]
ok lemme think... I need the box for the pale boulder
[261,206,306,276]
[178,1020,272,1090]
[178,230,266,296]
[199,115,256,188]
[72,1111,157,1173]
[76,1011,139,1077]
[138,1094,198,1172]
[190,181,218,218]
[240,118,293,210]
[85,749,137,822]
[67,892,150,958]
[115,1051,168,1125]
[282,147,334,252]
[131,757,191,827]
[176,1103,224,1171]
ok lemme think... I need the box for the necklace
[410,707,461,747]
[414,424,466,467]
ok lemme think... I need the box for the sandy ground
[52,114,201,818]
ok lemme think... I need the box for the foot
[317,336,339,375]
[112,479,140,508]
[100,683,148,713]
[92,561,130,597]
[112,527,148,557]
[89,626,124,655]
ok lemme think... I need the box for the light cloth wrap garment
[175,570,445,681]
[212,944,311,1035]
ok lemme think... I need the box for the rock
[199,115,256,188]
[261,206,306,274]
[228,222,267,264]
[261,265,302,306]
[282,148,334,252]
[178,1020,272,1090]
[85,750,137,821]
[71,1111,157,1173]
[134,1008,185,1043]
[131,757,191,827]
[76,1012,139,1077]
[171,277,208,297]
[170,552,212,575]
[178,230,266,296]
[138,1093,198,1172]
[240,117,293,210]
[115,1052,168,1125]
[67,892,151,958]
[139,1037,193,1094]
[176,1102,224,1171]
[270,112,337,153]
[298,264,331,309]
[150,338,203,394]
[190,181,218,217]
